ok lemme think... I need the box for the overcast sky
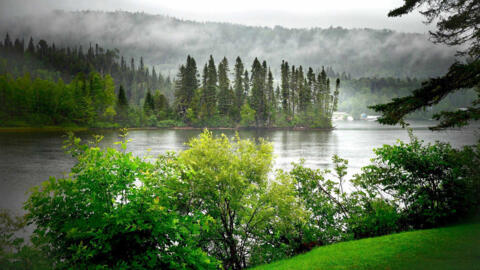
[1,0,432,33]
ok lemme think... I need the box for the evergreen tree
[281,61,290,114]
[233,57,245,120]
[204,55,217,116]
[174,65,187,116]
[250,58,267,127]
[27,37,35,54]
[217,57,232,116]
[184,55,199,106]
[144,90,155,113]
[290,65,297,115]
[243,70,250,100]
[266,68,275,125]
[117,85,128,108]
[333,78,340,112]
[3,33,12,50]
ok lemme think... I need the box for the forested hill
[0,10,456,78]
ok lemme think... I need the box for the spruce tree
[281,61,290,115]
[250,58,267,127]
[174,65,187,116]
[333,78,340,112]
[117,85,128,108]
[233,57,245,121]
[266,68,275,125]
[205,55,218,116]
[217,57,232,116]
[27,37,35,54]
[144,90,155,113]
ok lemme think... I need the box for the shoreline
[0,125,335,133]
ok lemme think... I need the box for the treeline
[0,33,174,106]
[0,72,175,128]
[0,34,342,128]
[173,55,340,127]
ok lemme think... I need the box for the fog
[0,1,457,78]
[0,0,433,32]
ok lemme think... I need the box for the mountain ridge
[0,10,457,78]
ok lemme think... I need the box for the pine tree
[250,58,267,127]
[243,70,250,100]
[233,57,245,120]
[184,55,199,106]
[117,85,128,108]
[204,55,217,116]
[144,90,155,113]
[174,64,187,116]
[290,65,297,115]
[266,68,275,125]
[281,61,290,115]
[27,37,35,54]
[333,78,340,112]
[217,57,232,116]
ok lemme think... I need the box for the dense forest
[0,35,341,128]
[172,55,339,127]
[0,10,456,78]
[1,34,472,128]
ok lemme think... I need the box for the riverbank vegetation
[1,129,479,269]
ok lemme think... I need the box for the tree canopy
[370,0,480,129]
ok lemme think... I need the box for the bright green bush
[24,133,218,269]
[356,134,480,229]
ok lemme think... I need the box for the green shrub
[356,133,480,229]
[24,132,218,269]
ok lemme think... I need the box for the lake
[1,120,478,217]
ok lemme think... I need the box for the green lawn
[252,223,480,270]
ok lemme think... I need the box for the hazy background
[0,0,456,78]
[0,0,433,32]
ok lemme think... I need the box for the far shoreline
[0,125,335,133]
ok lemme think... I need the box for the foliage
[0,36,174,107]
[239,103,256,127]
[289,161,349,247]
[24,132,218,269]
[164,130,304,269]
[355,133,480,229]
[11,129,480,269]
[370,0,480,129]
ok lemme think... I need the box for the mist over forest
[0,10,457,78]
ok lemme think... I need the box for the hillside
[252,223,480,270]
[0,10,456,78]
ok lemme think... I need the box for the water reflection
[0,120,478,217]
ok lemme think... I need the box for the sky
[1,0,432,33]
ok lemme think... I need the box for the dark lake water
[1,120,478,217]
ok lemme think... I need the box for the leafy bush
[355,133,480,229]
[347,198,400,239]
[24,132,218,269]
[164,130,304,269]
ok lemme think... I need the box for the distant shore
[0,125,334,133]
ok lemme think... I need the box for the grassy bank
[253,223,480,270]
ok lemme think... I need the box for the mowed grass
[252,223,480,270]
